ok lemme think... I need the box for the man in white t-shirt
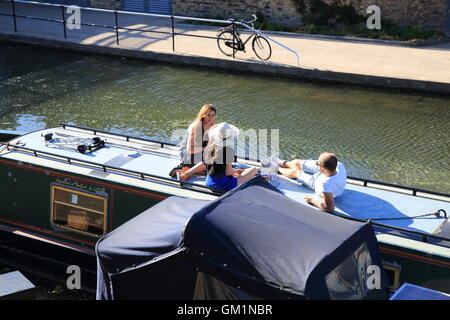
[272,152,347,212]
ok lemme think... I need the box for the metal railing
[59,124,450,203]
[327,210,450,246]
[3,142,449,247]
[2,124,450,246]
[60,123,178,148]
[0,0,301,66]
[2,123,450,203]
[3,142,226,196]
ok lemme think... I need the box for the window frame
[383,263,401,290]
[50,184,108,237]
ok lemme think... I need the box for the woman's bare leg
[237,167,257,185]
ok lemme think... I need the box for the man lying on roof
[263,152,347,212]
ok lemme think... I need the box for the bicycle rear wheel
[217,30,238,57]
[252,35,272,61]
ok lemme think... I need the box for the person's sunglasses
[316,161,323,166]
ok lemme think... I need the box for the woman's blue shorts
[206,175,238,191]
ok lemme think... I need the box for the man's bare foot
[271,155,286,168]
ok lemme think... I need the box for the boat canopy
[96,176,387,300]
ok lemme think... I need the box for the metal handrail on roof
[345,177,450,201]
[60,123,178,148]
[325,210,450,245]
[2,140,449,246]
[60,123,450,202]
[3,143,225,196]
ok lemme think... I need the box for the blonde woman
[173,104,216,178]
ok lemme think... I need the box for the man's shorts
[297,159,320,190]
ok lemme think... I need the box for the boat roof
[0,125,217,201]
[1,124,449,245]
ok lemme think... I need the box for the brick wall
[172,0,302,26]
[90,0,121,9]
[345,0,448,28]
[172,0,448,28]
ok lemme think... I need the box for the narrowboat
[0,123,449,294]
[96,177,389,300]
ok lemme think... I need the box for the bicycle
[217,14,272,61]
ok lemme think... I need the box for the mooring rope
[367,209,447,222]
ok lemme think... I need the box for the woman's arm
[186,121,203,155]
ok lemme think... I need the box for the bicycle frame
[219,16,300,65]
[217,16,277,62]
[221,25,260,51]
[239,31,257,48]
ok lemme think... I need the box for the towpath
[1,1,449,93]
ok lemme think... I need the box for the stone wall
[172,0,302,26]
[340,0,448,28]
[172,0,449,28]
[90,0,121,10]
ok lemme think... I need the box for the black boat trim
[4,143,225,196]
[324,210,450,244]
[345,177,450,201]
[0,222,95,255]
[60,123,177,148]
[3,126,450,246]
[59,123,450,202]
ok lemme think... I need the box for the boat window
[383,263,401,290]
[325,242,373,300]
[193,272,262,300]
[51,185,107,237]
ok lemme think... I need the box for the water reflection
[14,114,47,132]
[0,41,449,193]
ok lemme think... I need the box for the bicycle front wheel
[252,36,272,61]
[217,30,237,57]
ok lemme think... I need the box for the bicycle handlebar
[246,14,257,24]
[227,14,257,25]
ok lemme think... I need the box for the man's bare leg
[278,167,300,179]
[276,159,306,179]
[282,159,305,170]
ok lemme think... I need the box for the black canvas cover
[96,176,387,300]
[96,197,211,299]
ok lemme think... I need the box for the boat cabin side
[0,127,216,251]
[1,125,449,294]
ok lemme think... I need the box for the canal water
[0,263,94,300]
[1,41,449,194]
